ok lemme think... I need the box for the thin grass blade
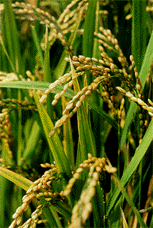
[69,58,96,165]
[33,92,72,181]
[132,0,146,72]
[116,176,147,228]
[107,119,153,216]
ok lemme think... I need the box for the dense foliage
[0,0,153,227]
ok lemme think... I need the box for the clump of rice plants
[0,0,153,228]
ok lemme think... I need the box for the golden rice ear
[9,220,17,228]
[146,106,153,113]
[148,112,153,116]
[116,86,126,93]
[148,99,153,106]
[116,86,153,117]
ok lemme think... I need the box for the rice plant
[0,0,153,227]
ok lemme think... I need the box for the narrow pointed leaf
[33,92,71,179]
[107,119,153,216]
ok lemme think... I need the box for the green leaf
[69,58,96,166]
[31,25,44,67]
[83,0,97,58]
[0,81,74,98]
[107,119,153,216]
[92,185,105,227]
[0,177,8,227]
[51,202,71,221]
[115,176,147,228]
[87,100,118,131]
[120,29,153,149]
[22,120,41,164]
[62,97,75,168]
[132,0,146,72]
[33,92,72,181]
[43,207,63,228]
[3,0,24,75]
[83,0,97,85]
[43,26,51,83]
[0,167,33,191]
[120,101,137,149]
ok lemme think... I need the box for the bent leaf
[107,119,153,216]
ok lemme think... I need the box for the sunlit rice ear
[116,86,126,94]
[148,112,153,117]
[147,106,153,113]
[148,98,153,106]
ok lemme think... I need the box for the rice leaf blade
[107,119,153,216]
